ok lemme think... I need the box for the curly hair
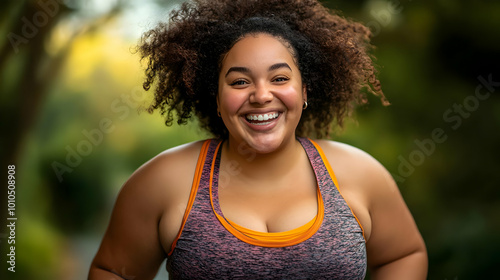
[138,0,387,139]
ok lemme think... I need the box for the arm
[315,140,427,279]
[88,141,204,279]
[88,162,168,279]
[365,160,428,279]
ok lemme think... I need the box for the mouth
[244,112,280,126]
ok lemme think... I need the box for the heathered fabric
[166,138,366,279]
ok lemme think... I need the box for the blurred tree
[0,0,122,276]
[0,1,122,173]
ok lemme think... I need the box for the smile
[245,112,279,125]
[246,112,279,121]
[245,112,280,126]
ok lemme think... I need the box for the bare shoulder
[312,139,373,162]
[121,139,206,205]
[109,139,207,230]
[131,140,206,184]
[312,139,393,186]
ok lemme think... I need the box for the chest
[168,183,367,279]
[217,160,318,233]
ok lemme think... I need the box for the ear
[302,84,307,101]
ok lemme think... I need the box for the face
[217,33,306,154]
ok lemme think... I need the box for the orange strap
[309,139,365,240]
[168,140,211,256]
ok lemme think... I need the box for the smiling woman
[89,0,427,279]
[218,34,306,154]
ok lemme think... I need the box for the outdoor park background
[1,0,499,279]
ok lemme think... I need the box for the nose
[249,82,273,105]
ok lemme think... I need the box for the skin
[89,33,427,279]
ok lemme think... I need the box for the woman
[89,0,427,279]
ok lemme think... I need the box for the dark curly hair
[138,0,387,139]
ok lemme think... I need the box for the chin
[242,132,291,154]
[250,143,280,154]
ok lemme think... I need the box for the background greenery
[1,0,499,279]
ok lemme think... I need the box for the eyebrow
[268,62,292,72]
[225,66,250,77]
[225,63,292,77]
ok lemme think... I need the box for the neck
[221,136,304,184]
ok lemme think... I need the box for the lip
[241,109,281,115]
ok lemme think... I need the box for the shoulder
[118,139,208,211]
[312,138,397,196]
[132,139,207,183]
[312,139,391,182]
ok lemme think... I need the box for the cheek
[219,89,245,115]
[278,85,304,110]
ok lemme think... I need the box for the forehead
[221,33,298,69]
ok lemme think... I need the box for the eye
[230,79,248,86]
[273,76,290,83]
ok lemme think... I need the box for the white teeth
[246,113,279,122]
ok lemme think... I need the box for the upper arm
[89,141,204,279]
[314,140,426,271]
[89,161,168,279]
[363,162,426,269]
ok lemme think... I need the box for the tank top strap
[199,138,222,189]
[298,137,365,239]
[296,137,334,194]
[167,138,221,256]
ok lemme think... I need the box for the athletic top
[166,137,366,279]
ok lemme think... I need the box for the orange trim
[168,140,211,256]
[226,216,316,242]
[309,139,366,240]
[209,141,325,247]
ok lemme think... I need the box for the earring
[303,101,308,110]
[217,109,221,117]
